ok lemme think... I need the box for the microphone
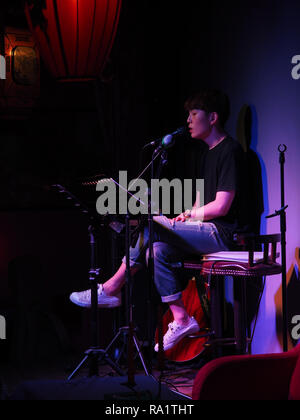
[144,126,186,149]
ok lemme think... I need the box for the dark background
[0,0,225,210]
[0,1,216,365]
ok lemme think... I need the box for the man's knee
[146,242,179,265]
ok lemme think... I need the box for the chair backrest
[233,233,281,266]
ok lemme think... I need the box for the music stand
[51,184,125,380]
[53,179,152,381]
[68,223,125,380]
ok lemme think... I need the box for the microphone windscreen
[161,134,174,148]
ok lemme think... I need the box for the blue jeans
[122,216,228,303]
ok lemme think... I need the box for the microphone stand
[266,144,288,352]
[122,209,137,387]
[95,179,149,385]
[102,146,168,396]
[147,147,169,375]
[122,145,168,375]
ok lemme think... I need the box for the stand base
[105,326,150,377]
[67,347,125,381]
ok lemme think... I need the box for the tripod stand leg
[102,353,126,376]
[103,329,128,366]
[67,354,89,381]
[133,334,149,376]
[104,330,122,353]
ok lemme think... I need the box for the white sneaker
[154,316,200,352]
[70,284,121,308]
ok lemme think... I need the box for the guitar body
[155,278,209,362]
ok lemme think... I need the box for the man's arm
[191,190,235,221]
[174,190,235,222]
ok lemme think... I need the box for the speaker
[10,375,189,401]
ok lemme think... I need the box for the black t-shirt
[197,136,248,248]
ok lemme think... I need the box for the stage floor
[0,353,203,399]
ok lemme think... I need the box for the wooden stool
[184,234,282,355]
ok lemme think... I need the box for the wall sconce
[0,27,40,119]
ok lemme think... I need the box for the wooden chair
[183,233,282,355]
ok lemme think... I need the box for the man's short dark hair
[184,89,230,128]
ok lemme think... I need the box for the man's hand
[171,209,192,224]
[170,190,235,225]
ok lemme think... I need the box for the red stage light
[24,0,122,82]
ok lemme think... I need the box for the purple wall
[197,1,300,353]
